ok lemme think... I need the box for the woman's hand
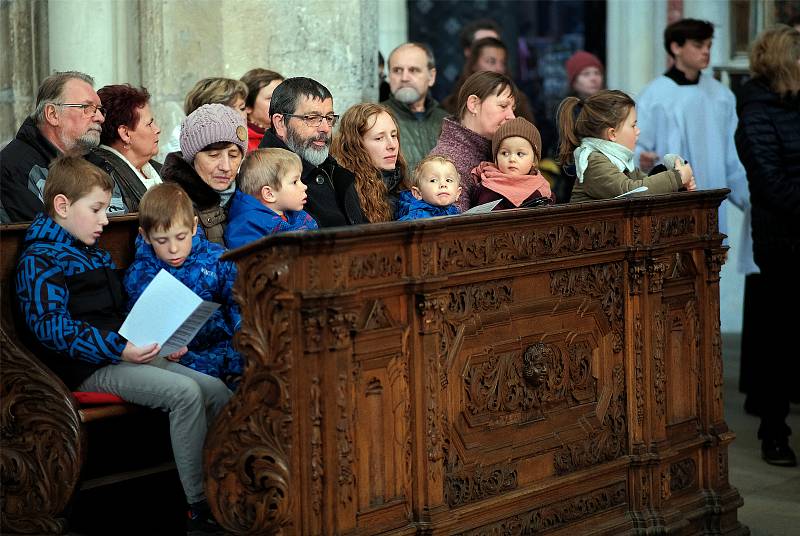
[167,346,188,362]
[640,151,658,171]
[675,160,696,191]
[121,342,160,364]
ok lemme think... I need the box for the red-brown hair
[97,84,151,146]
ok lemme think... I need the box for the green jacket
[382,94,449,172]
[570,152,682,203]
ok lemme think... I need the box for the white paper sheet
[462,200,502,214]
[119,269,220,357]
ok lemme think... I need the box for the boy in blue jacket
[224,148,317,249]
[124,183,243,389]
[397,155,462,220]
[16,155,230,534]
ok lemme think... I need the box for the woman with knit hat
[161,103,248,245]
[565,50,605,99]
[471,117,555,210]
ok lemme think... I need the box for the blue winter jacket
[16,213,128,389]
[224,190,318,249]
[124,232,243,386]
[396,190,460,221]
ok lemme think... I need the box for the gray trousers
[79,357,232,504]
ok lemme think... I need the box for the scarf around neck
[471,162,552,207]
[574,137,635,183]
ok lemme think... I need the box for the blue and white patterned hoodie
[124,232,243,387]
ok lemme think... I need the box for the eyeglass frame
[53,102,107,117]
[282,113,339,127]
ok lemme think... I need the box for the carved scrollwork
[705,249,725,283]
[454,482,627,535]
[653,306,666,417]
[628,260,645,295]
[444,462,518,507]
[568,340,595,404]
[420,243,434,277]
[669,458,697,493]
[446,279,512,318]
[711,300,724,409]
[436,222,619,273]
[554,364,627,474]
[349,251,403,281]
[310,377,323,515]
[706,209,720,238]
[641,471,651,508]
[647,260,667,293]
[1,329,82,535]
[465,351,537,415]
[550,263,624,353]
[651,215,696,244]
[337,372,356,507]
[634,313,645,425]
[205,248,293,533]
[633,217,643,246]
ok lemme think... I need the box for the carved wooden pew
[0,215,174,535]
[206,190,746,535]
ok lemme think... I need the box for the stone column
[140,0,379,160]
[0,0,49,144]
[377,0,408,62]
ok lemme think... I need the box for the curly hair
[331,103,408,223]
[97,84,151,146]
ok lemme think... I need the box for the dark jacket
[0,117,128,222]
[258,129,365,227]
[381,168,405,219]
[124,233,242,385]
[15,213,128,389]
[161,152,230,245]
[382,94,449,171]
[93,146,162,212]
[396,190,459,221]
[735,78,800,268]
[224,190,318,249]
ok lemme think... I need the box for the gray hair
[389,42,437,70]
[34,71,95,125]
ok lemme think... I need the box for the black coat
[735,78,800,268]
[93,147,162,212]
[259,129,365,227]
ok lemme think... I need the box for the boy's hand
[121,342,160,364]
[167,346,188,362]
[640,151,658,171]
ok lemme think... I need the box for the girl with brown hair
[556,89,695,202]
[331,103,408,221]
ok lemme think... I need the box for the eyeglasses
[284,113,339,127]
[55,103,107,117]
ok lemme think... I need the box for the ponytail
[556,89,636,166]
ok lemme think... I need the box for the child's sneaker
[187,499,225,535]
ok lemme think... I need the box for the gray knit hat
[179,103,248,163]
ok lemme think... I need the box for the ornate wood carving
[634,313,645,425]
[651,215,696,244]
[640,471,651,508]
[310,376,324,515]
[349,251,403,280]
[628,260,645,295]
[455,482,627,535]
[337,371,356,507]
[705,249,725,283]
[420,243,434,277]
[522,342,551,387]
[669,458,697,493]
[647,260,666,293]
[437,221,619,273]
[361,299,395,330]
[633,217,643,246]
[444,462,518,507]
[718,449,729,486]
[554,364,627,475]
[550,263,624,353]
[661,470,672,501]
[653,307,666,417]
[711,301,724,409]
[706,209,719,238]
[0,330,82,535]
[204,249,294,534]
[568,340,596,404]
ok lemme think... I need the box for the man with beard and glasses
[1,71,128,222]
[259,77,365,227]
[382,43,448,171]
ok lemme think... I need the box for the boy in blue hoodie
[224,148,317,249]
[124,183,243,389]
[397,155,462,220]
[16,155,230,534]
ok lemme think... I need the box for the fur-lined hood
[161,151,222,211]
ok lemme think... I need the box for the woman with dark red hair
[95,84,162,211]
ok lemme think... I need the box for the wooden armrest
[78,403,140,423]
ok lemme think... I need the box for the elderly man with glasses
[1,71,127,222]
[259,77,365,227]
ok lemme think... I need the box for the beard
[393,87,422,105]
[61,127,101,153]
[285,124,330,167]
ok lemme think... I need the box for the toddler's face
[412,161,462,207]
[144,221,197,268]
[496,136,536,175]
[270,165,308,214]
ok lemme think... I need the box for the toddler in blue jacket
[224,148,317,249]
[124,183,243,389]
[16,156,230,533]
[397,155,462,221]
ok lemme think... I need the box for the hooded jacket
[123,232,242,383]
[258,129,365,227]
[225,189,318,249]
[735,78,800,268]
[161,152,230,245]
[382,94,449,171]
[396,190,459,221]
[15,213,128,389]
